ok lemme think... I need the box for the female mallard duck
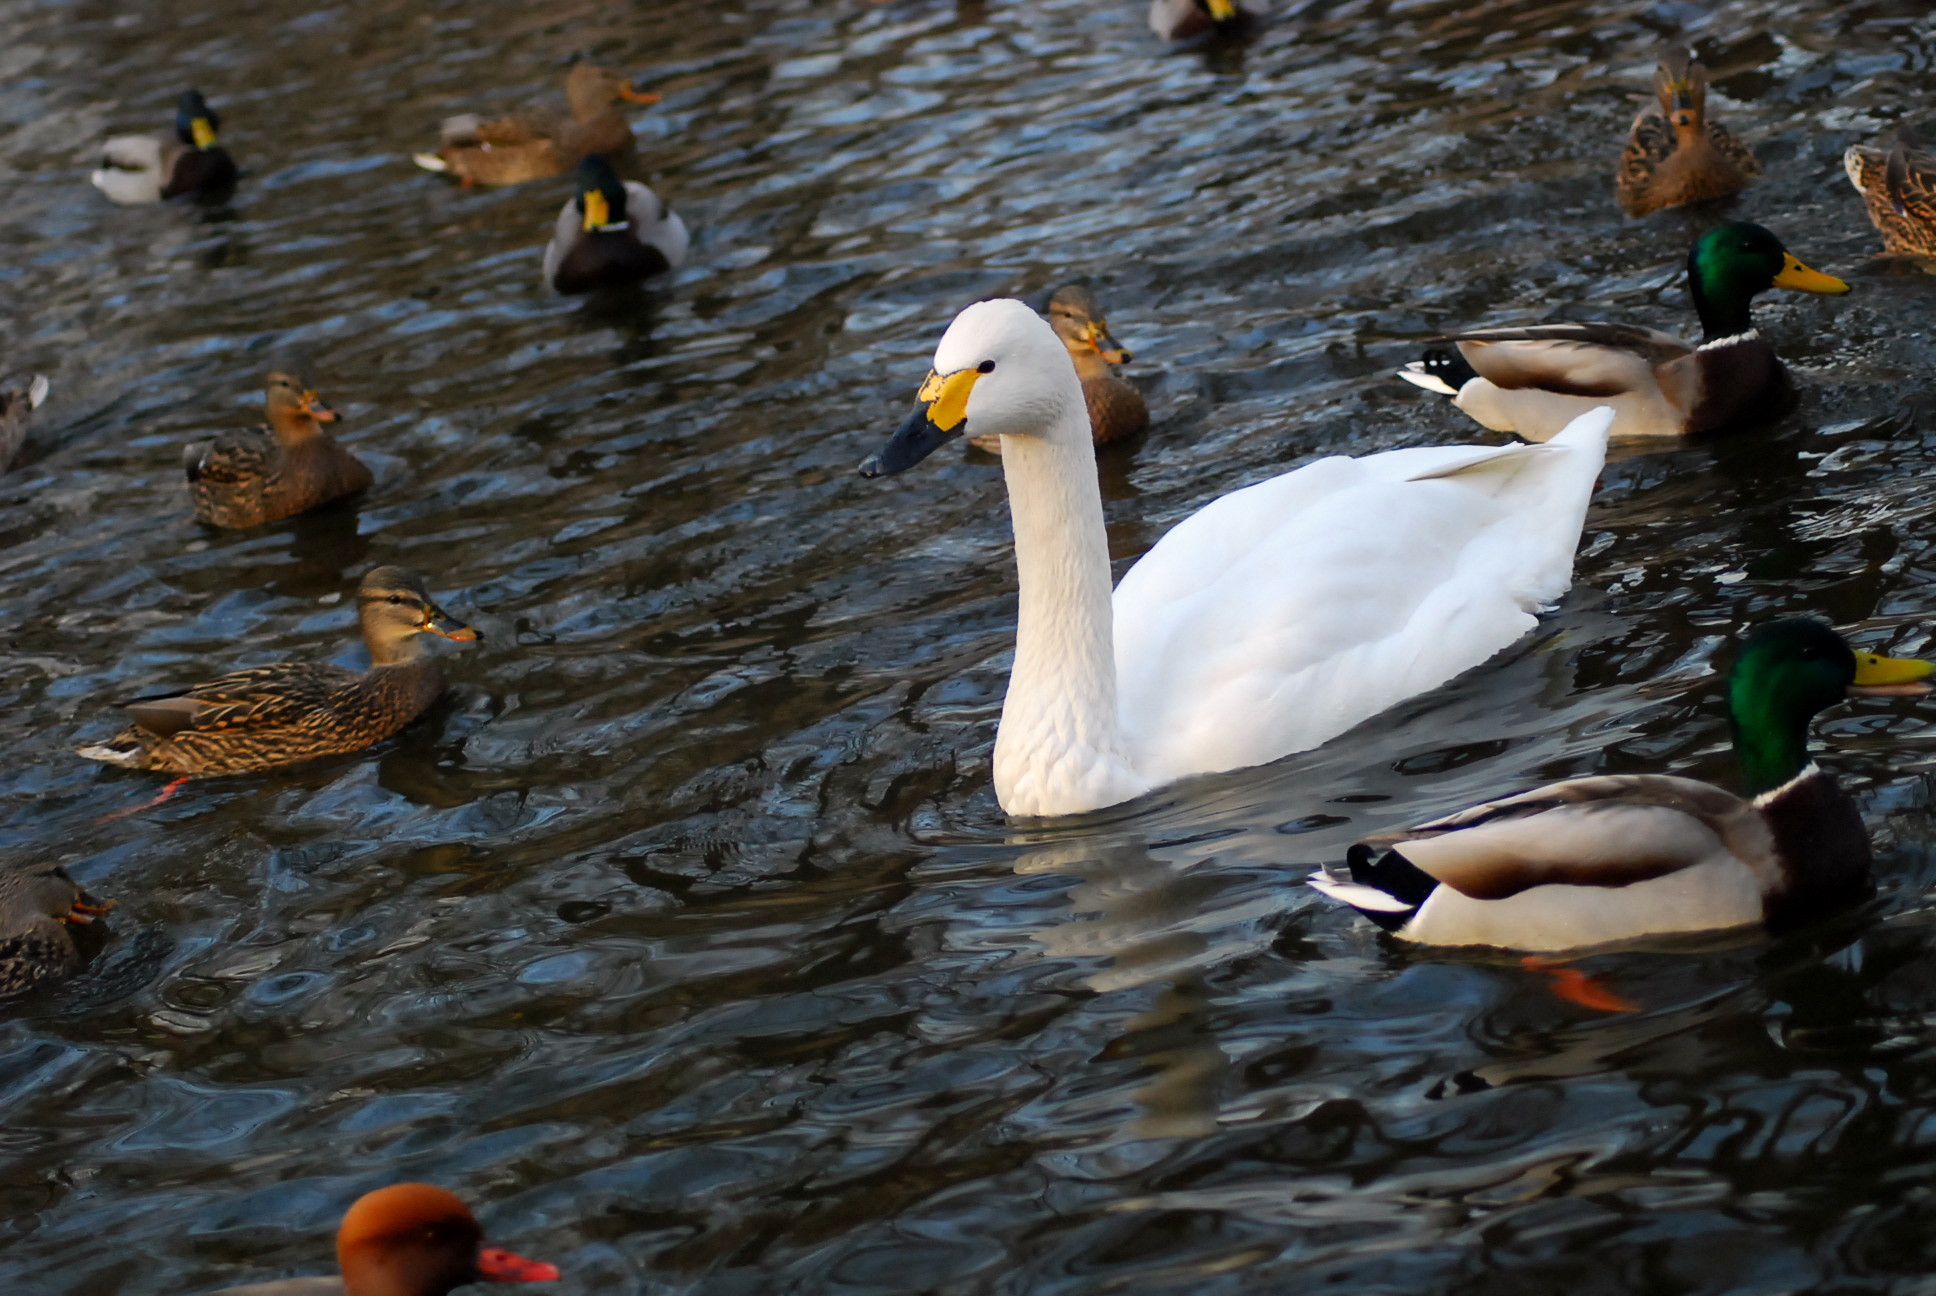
[971,286,1147,453]
[1616,50,1759,217]
[542,155,688,294]
[1148,0,1265,41]
[412,63,658,186]
[0,864,110,1000]
[1845,134,1936,260]
[1309,620,1933,951]
[0,374,49,472]
[200,1183,558,1296]
[90,90,238,205]
[78,568,480,778]
[184,372,373,529]
[1398,221,1848,441]
[860,299,1611,819]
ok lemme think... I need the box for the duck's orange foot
[96,775,191,823]
[1521,955,1639,1013]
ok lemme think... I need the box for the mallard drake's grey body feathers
[413,64,657,186]
[1310,620,1932,952]
[90,90,237,205]
[1617,50,1759,217]
[0,864,109,999]
[78,568,480,777]
[971,285,1146,453]
[0,374,49,472]
[543,155,688,294]
[1399,221,1847,440]
[1846,138,1936,259]
[185,372,373,528]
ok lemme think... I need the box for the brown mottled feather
[187,426,372,527]
[0,866,94,999]
[1846,143,1936,259]
[1084,374,1149,445]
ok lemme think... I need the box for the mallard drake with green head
[1148,0,1265,41]
[1845,132,1936,260]
[90,90,238,205]
[413,63,658,187]
[971,286,1147,453]
[1309,620,1933,952]
[78,568,480,778]
[1398,221,1848,440]
[1616,50,1759,217]
[0,864,110,999]
[0,374,49,473]
[184,372,373,529]
[542,155,689,294]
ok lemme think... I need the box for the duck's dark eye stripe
[978,360,995,374]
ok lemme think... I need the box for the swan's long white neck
[991,389,1145,817]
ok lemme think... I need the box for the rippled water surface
[5,0,1936,1291]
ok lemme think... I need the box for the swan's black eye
[977,360,995,374]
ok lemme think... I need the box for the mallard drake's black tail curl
[78,567,480,778]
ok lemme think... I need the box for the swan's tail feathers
[1398,347,1478,397]
[1546,404,1616,451]
[412,152,451,173]
[27,375,49,409]
[1404,442,1556,483]
[1309,844,1439,933]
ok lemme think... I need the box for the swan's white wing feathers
[1112,408,1609,783]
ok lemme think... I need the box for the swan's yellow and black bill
[1773,253,1849,295]
[1849,651,1934,697]
[859,367,982,478]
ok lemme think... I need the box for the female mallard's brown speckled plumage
[1846,137,1936,260]
[78,568,480,777]
[972,286,1147,453]
[185,372,373,529]
[0,374,49,473]
[0,864,110,999]
[412,64,658,186]
[1617,50,1759,217]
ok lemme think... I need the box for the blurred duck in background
[0,374,49,473]
[1148,0,1266,41]
[1617,49,1759,217]
[414,63,659,186]
[184,372,373,529]
[90,89,238,204]
[972,286,1147,453]
[1846,128,1936,261]
[543,155,689,294]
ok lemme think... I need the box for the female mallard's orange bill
[426,608,483,641]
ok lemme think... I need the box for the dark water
[4,0,1936,1291]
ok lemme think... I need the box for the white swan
[861,299,1612,818]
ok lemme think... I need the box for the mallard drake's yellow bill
[859,366,984,477]
[1773,253,1849,295]
[1205,0,1237,20]
[1850,651,1934,697]
[581,189,613,232]
[191,116,217,149]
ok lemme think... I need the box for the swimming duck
[542,155,689,294]
[1616,50,1759,217]
[1398,221,1848,441]
[970,286,1147,453]
[0,864,111,999]
[90,89,238,205]
[205,1183,557,1295]
[860,298,1611,819]
[184,373,374,529]
[0,374,49,472]
[78,567,480,778]
[1309,620,1933,951]
[413,63,658,186]
[1845,133,1936,260]
[1148,0,1265,41]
